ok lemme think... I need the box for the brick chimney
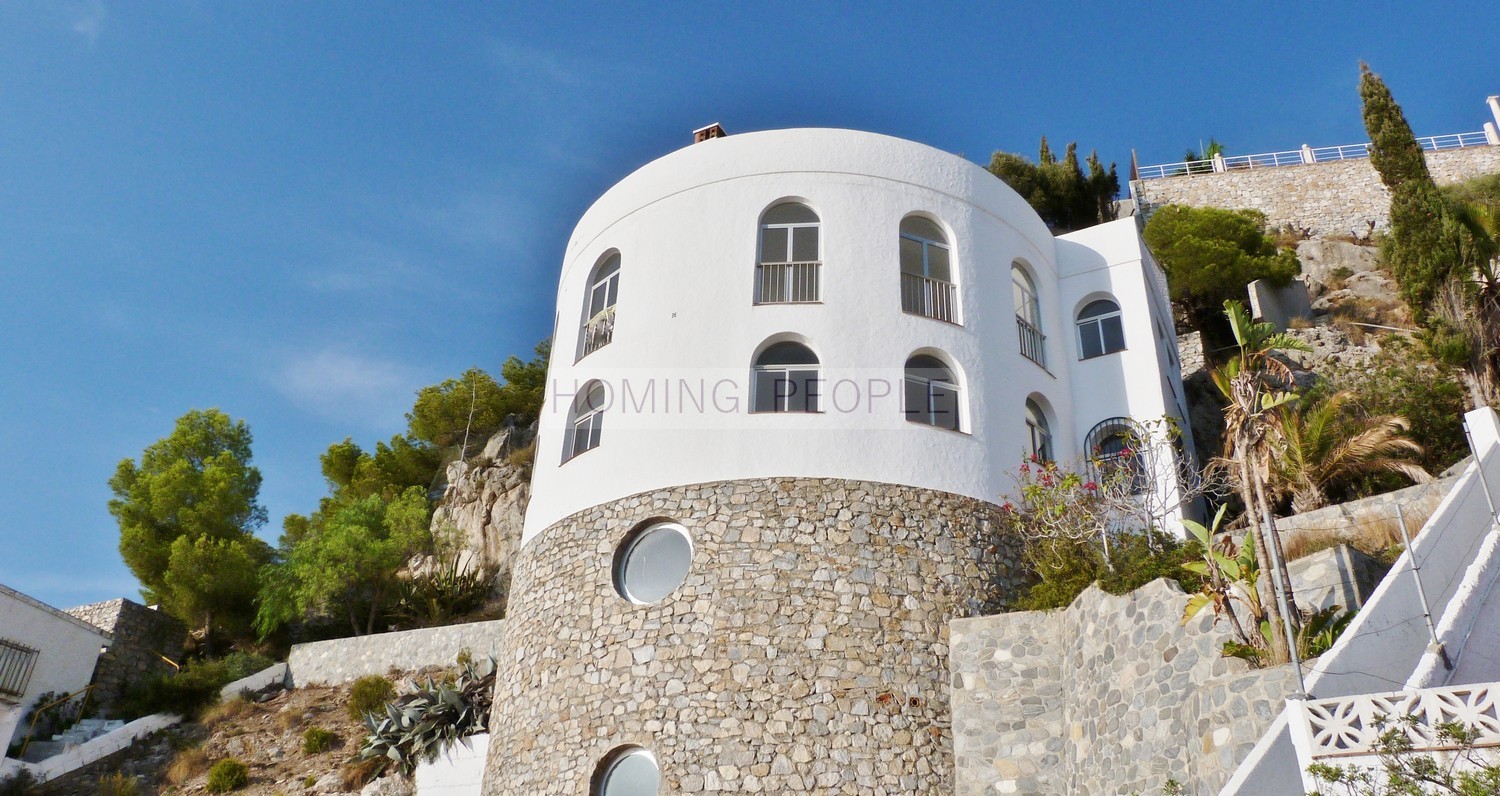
[693,123,727,143]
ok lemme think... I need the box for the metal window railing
[1136,131,1493,180]
[0,638,39,699]
[581,306,615,357]
[754,261,821,304]
[1017,316,1045,367]
[901,273,958,324]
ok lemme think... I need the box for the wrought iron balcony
[900,273,958,323]
[754,261,821,304]
[581,306,615,357]
[1017,316,1046,367]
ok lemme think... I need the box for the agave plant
[358,656,497,775]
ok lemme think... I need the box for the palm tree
[1211,300,1309,665]
[1272,391,1431,514]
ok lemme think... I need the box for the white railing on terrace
[754,261,821,304]
[900,273,958,324]
[1136,131,1493,180]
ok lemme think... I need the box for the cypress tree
[1360,63,1431,191]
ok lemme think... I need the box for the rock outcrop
[429,424,534,598]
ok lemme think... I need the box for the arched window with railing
[904,353,962,431]
[752,341,822,413]
[1076,298,1125,360]
[563,380,608,462]
[579,253,621,359]
[1013,262,1045,366]
[899,216,957,323]
[756,203,820,304]
[1024,398,1053,462]
[1085,416,1148,493]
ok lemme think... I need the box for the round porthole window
[613,521,693,604]
[593,746,660,795]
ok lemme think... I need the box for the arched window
[564,381,608,462]
[591,747,659,795]
[1013,263,1045,366]
[756,203,820,304]
[1085,417,1148,493]
[1077,298,1125,360]
[580,253,621,358]
[899,216,957,323]
[1024,398,1052,462]
[752,342,821,413]
[904,354,961,431]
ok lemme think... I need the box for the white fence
[1136,131,1493,180]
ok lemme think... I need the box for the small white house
[0,584,111,756]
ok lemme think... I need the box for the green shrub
[393,557,495,628]
[301,727,337,754]
[358,658,496,775]
[205,759,248,793]
[0,769,42,796]
[347,675,396,721]
[97,772,140,796]
[1016,531,1204,611]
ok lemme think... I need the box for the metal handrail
[18,684,94,759]
[1016,316,1045,366]
[901,272,958,323]
[1136,130,1492,180]
[754,261,821,304]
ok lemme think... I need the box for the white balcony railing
[1017,317,1045,367]
[1136,131,1493,180]
[581,306,615,357]
[754,261,821,304]
[901,273,958,324]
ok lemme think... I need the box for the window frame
[904,353,962,432]
[751,341,822,413]
[1077,299,1126,360]
[579,253,622,359]
[591,746,661,796]
[755,203,822,304]
[1012,263,1045,367]
[612,521,694,605]
[563,381,607,463]
[1025,398,1053,462]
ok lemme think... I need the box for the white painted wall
[0,585,110,750]
[524,128,1188,540]
[415,733,489,796]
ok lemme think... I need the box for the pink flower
[1019,463,1030,474]
[1084,481,1098,491]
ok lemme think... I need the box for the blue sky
[1,1,1496,610]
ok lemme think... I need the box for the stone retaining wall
[287,621,505,686]
[484,477,1028,795]
[1275,476,1457,541]
[65,598,185,715]
[1133,146,1500,237]
[951,580,1300,795]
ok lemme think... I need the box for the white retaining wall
[416,734,490,796]
[287,621,505,686]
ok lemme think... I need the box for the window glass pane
[1102,317,1126,353]
[906,355,954,384]
[791,369,820,412]
[904,376,928,422]
[900,216,946,244]
[899,237,924,276]
[791,227,819,262]
[760,227,789,263]
[589,282,609,317]
[931,384,960,431]
[763,203,818,225]
[753,369,781,412]
[604,275,618,307]
[927,244,951,282]
[758,342,818,367]
[1079,299,1119,320]
[600,750,660,796]
[1079,321,1104,359]
[620,526,692,603]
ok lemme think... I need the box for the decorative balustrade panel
[1017,317,1045,367]
[0,638,39,698]
[1300,683,1500,759]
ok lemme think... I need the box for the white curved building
[525,127,1190,538]
[486,127,1193,795]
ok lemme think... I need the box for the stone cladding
[1133,146,1500,237]
[64,599,184,715]
[483,477,1027,795]
[951,580,1300,795]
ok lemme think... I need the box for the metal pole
[1462,420,1497,520]
[1396,507,1451,670]
[1263,508,1308,699]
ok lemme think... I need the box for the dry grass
[200,695,259,727]
[165,746,211,787]
[1282,510,1428,562]
[340,757,384,791]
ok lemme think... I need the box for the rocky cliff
[429,424,534,599]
